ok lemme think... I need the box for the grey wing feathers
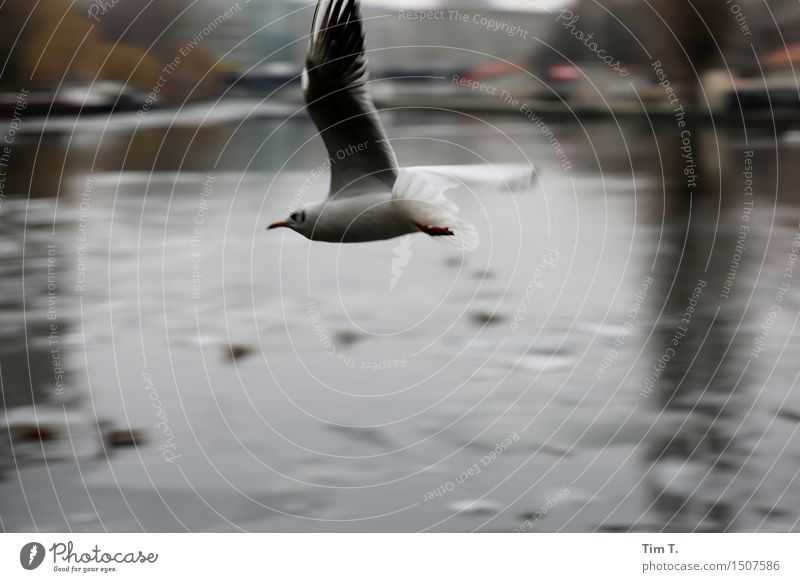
[304,0,398,197]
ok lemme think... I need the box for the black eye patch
[290,212,297,221]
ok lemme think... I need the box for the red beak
[267,220,288,230]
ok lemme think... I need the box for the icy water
[2,102,800,532]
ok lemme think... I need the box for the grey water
[2,103,800,532]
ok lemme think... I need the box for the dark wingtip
[306,0,367,88]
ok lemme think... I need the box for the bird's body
[300,194,416,243]
[267,0,533,250]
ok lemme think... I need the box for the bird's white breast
[309,194,416,243]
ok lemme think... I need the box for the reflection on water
[638,126,800,533]
[1,107,799,532]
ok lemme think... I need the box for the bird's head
[267,205,319,238]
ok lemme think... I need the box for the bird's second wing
[304,0,398,198]
[405,165,538,194]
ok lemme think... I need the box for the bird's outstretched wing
[304,0,398,198]
[405,165,538,194]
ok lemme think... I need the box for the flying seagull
[267,0,534,250]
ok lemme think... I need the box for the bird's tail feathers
[392,170,479,252]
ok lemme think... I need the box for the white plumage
[267,0,535,251]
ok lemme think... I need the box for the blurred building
[4,0,800,111]
[524,0,800,110]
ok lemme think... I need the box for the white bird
[267,0,534,250]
